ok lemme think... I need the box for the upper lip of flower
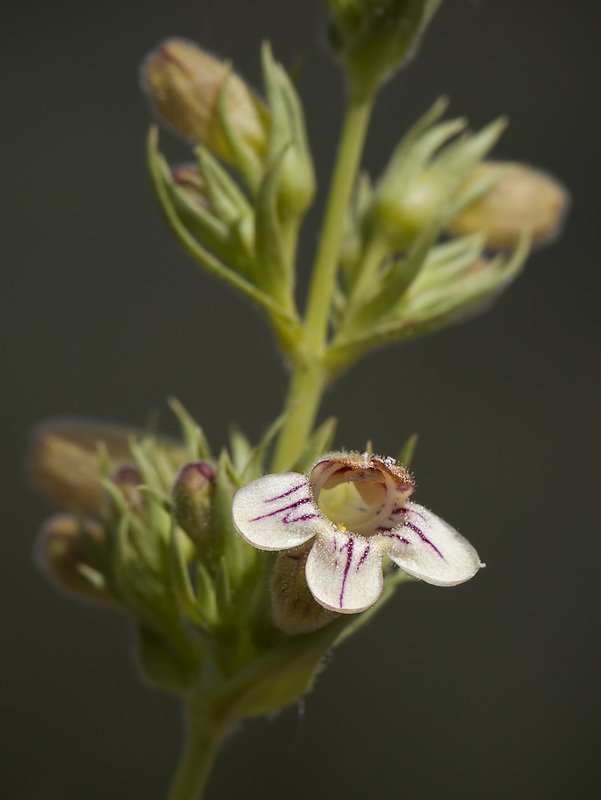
[232,453,482,615]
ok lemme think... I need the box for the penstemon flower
[233,453,482,614]
[27,2,568,796]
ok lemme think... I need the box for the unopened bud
[111,464,146,516]
[171,164,211,210]
[27,421,133,513]
[34,514,111,605]
[171,461,216,543]
[142,39,269,163]
[449,162,569,250]
[271,547,336,634]
[27,420,188,513]
[375,168,447,246]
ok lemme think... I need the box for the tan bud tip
[141,38,268,160]
[34,514,111,605]
[450,162,570,251]
[26,420,130,513]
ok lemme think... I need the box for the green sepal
[326,235,529,372]
[397,432,418,468]
[261,43,315,218]
[154,156,232,261]
[384,95,449,170]
[195,147,254,261]
[210,451,256,586]
[196,563,219,628]
[215,555,233,622]
[347,216,442,332]
[291,417,338,474]
[169,398,211,461]
[206,616,352,718]
[217,68,265,195]
[169,517,207,629]
[147,127,297,328]
[241,412,288,482]
[112,516,167,621]
[340,170,374,288]
[431,118,507,190]
[379,117,467,204]
[254,144,293,303]
[229,426,253,474]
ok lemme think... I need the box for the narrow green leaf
[146,127,296,326]
[169,518,207,629]
[291,417,338,473]
[241,412,289,482]
[397,433,419,468]
[254,143,292,302]
[169,397,211,461]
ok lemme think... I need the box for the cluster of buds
[324,0,443,98]
[140,36,567,381]
[327,98,568,373]
[31,404,412,712]
[142,39,315,356]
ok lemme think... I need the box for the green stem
[304,95,373,352]
[271,94,374,470]
[271,358,328,472]
[167,701,231,800]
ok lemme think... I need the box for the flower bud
[27,421,133,513]
[171,461,216,543]
[171,164,211,210]
[270,547,336,634]
[449,162,569,250]
[111,464,146,516]
[142,39,269,163]
[27,420,188,513]
[34,514,111,605]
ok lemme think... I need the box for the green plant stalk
[167,701,231,800]
[271,95,374,471]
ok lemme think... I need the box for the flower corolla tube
[232,453,482,614]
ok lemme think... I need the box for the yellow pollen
[337,524,347,532]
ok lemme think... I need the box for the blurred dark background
[2,1,600,798]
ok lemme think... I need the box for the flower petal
[232,473,325,551]
[382,502,481,586]
[305,530,384,613]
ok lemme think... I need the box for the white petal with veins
[306,529,384,613]
[383,502,481,586]
[232,472,326,551]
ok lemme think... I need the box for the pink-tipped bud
[171,163,211,209]
[449,162,569,250]
[111,464,146,515]
[171,461,216,543]
[142,39,269,162]
[34,514,111,605]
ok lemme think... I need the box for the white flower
[232,453,482,614]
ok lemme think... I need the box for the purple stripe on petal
[264,483,306,503]
[402,520,444,559]
[356,543,371,571]
[250,497,319,525]
[339,537,354,608]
